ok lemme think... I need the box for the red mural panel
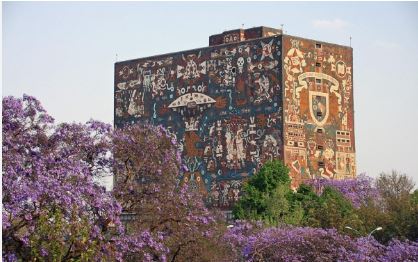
[282,36,355,188]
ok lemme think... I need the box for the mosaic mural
[282,36,356,188]
[115,36,283,209]
[115,30,356,207]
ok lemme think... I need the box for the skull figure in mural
[207,158,216,172]
[142,70,152,92]
[249,140,259,163]
[185,116,199,131]
[237,57,245,74]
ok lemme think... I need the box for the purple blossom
[2,95,123,260]
[8,94,415,262]
[3,253,18,262]
[40,248,48,257]
[380,239,418,262]
[224,221,418,261]
[307,173,380,208]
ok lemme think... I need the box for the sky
[3,2,418,184]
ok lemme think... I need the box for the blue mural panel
[115,36,283,208]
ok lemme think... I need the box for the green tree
[313,187,363,235]
[233,160,302,226]
[354,200,391,241]
[369,171,418,243]
[376,170,415,200]
[288,184,321,227]
[247,160,291,193]
[264,184,304,226]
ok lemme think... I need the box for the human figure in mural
[262,135,278,161]
[225,128,235,165]
[221,183,230,207]
[346,156,351,174]
[236,126,246,168]
[128,89,144,117]
[215,140,223,159]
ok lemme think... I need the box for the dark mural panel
[115,36,283,208]
[282,36,355,188]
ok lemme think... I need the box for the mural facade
[282,36,355,188]
[115,28,356,207]
[115,36,283,209]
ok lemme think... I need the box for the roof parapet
[209,26,282,46]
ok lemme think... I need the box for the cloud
[312,19,349,30]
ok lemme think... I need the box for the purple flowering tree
[2,95,165,261]
[224,222,418,261]
[112,124,232,261]
[307,173,380,208]
[306,173,418,243]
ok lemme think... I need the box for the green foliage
[313,187,363,234]
[376,170,415,200]
[353,172,418,243]
[233,161,361,229]
[264,184,304,226]
[233,161,418,245]
[233,160,300,226]
[249,160,291,192]
[289,184,321,226]
[412,190,418,205]
[28,207,99,261]
[383,197,417,242]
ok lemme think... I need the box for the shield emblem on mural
[309,91,329,126]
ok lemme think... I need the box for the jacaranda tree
[112,124,233,262]
[307,174,380,208]
[308,173,418,243]
[224,222,418,262]
[4,94,417,261]
[2,95,165,261]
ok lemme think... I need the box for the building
[114,26,356,209]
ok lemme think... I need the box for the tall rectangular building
[114,26,355,209]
